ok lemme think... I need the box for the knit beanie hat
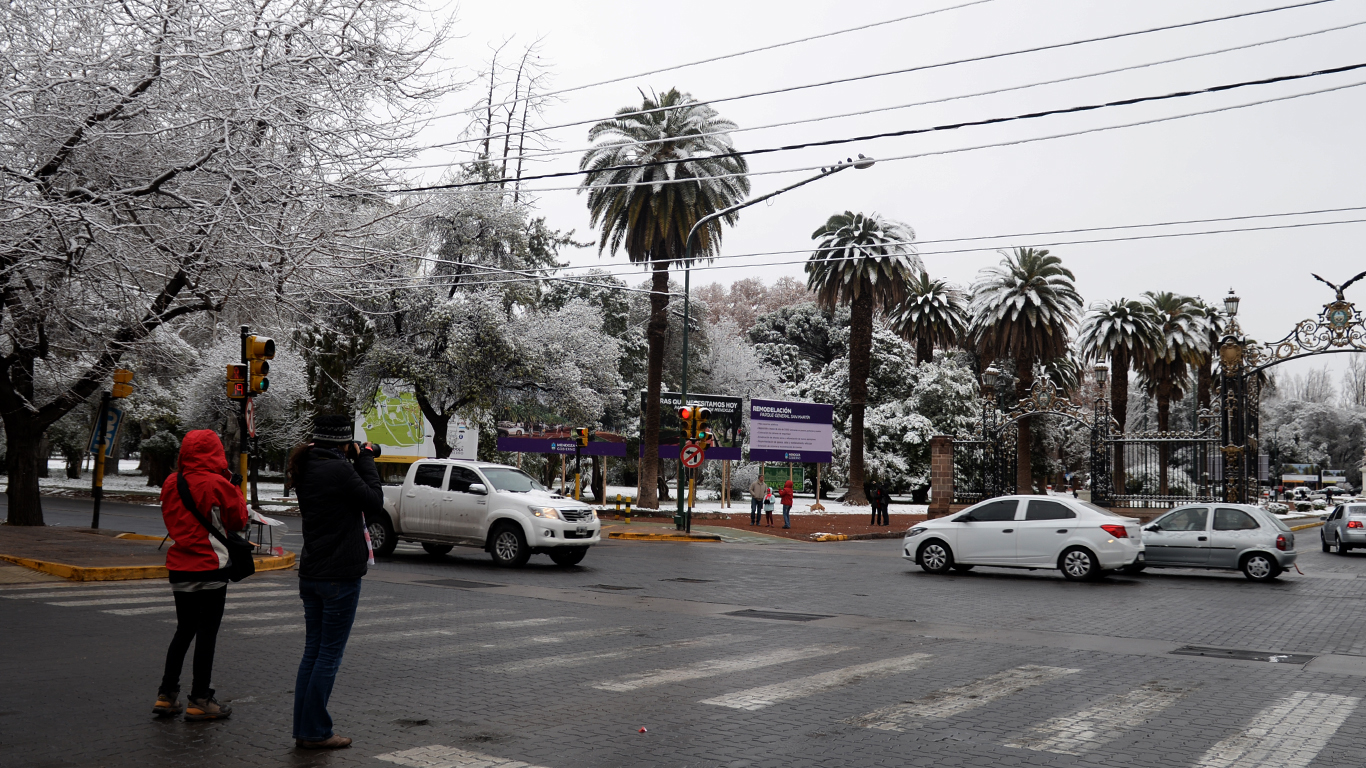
[312,414,354,444]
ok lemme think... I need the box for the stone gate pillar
[928,436,953,519]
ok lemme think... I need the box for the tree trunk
[590,455,603,503]
[657,460,672,501]
[412,386,452,458]
[4,416,46,525]
[1016,357,1034,494]
[64,451,82,480]
[1157,381,1171,496]
[846,289,873,506]
[916,337,933,365]
[1112,347,1129,494]
[37,436,50,478]
[638,261,671,510]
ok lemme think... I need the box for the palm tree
[1138,291,1209,495]
[579,89,750,509]
[968,248,1083,493]
[887,271,967,363]
[806,211,921,505]
[1077,298,1165,492]
[1190,298,1225,412]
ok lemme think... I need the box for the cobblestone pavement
[4,531,1366,768]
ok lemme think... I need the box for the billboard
[496,436,627,457]
[641,391,743,460]
[747,398,834,463]
[355,381,478,461]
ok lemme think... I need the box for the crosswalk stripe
[479,634,757,675]
[103,599,295,616]
[49,589,297,607]
[234,608,509,636]
[384,627,643,662]
[215,603,445,624]
[377,744,547,768]
[1193,691,1360,768]
[592,645,850,693]
[352,617,579,644]
[701,653,933,711]
[848,665,1080,731]
[6,581,283,600]
[1003,681,1190,755]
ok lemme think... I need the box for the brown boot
[296,735,352,749]
[184,694,232,721]
[152,691,183,717]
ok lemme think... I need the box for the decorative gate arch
[1217,273,1366,502]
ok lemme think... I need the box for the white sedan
[904,495,1145,581]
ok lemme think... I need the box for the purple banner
[497,437,627,457]
[747,398,834,463]
[641,443,742,461]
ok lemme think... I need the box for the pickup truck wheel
[367,515,397,557]
[421,543,454,557]
[549,547,588,567]
[489,524,530,568]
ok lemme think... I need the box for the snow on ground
[591,484,927,517]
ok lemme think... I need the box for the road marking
[103,599,296,616]
[701,653,933,711]
[377,744,548,768]
[1193,691,1360,768]
[592,645,851,693]
[6,581,282,600]
[1004,681,1191,755]
[234,608,508,636]
[48,589,297,607]
[479,634,757,675]
[351,617,579,644]
[848,665,1079,731]
[213,603,447,624]
[384,626,643,661]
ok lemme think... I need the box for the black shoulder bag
[177,473,256,582]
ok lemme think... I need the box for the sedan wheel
[1242,553,1281,581]
[1060,547,1100,581]
[918,541,954,574]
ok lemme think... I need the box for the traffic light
[245,335,275,394]
[677,406,695,439]
[574,427,590,446]
[248,359,270,394]
[225,364,247,399]
[111,369,135,399]
[696,407,712,445]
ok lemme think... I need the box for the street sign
[87,405,124,458]
[245,397,257,438]
[680,441,705,468]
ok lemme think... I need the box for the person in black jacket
[288,415,385,750]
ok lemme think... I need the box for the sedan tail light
[1100,524,1129,538]
[1349,520,1364,529]
[1276,534,1288,551]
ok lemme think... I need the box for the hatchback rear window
[1267,515,1292,532]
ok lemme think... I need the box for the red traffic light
[678,406,693,421]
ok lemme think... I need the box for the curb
[1290,521,1324,532]
[812,531,905,542]
[0,551,295,582]
[607,532,722,542]
[115,533,167,541]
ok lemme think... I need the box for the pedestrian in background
[878,484,891,526]
[153,430,247,721]
[779,479,794,529]
[289,415,385,750]
[749,475,766,526]
[763,486,776,526]
[867,481,885,526]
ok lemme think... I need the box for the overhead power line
[404,18,1366,169]
[387,61,1366,194]
[412,0,1340,149]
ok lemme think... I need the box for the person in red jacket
[779,480,795,529]
[152,430,248,721]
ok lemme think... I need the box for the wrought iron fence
[1106,432,1221,508]
[952,433,1016,504]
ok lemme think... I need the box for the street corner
[0,524,294,582]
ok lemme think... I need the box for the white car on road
[904,495,1144,581]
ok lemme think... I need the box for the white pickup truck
[366,459,601,567]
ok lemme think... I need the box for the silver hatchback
[1133,503,1296,581]
[1320,503,1366,554]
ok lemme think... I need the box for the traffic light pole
[238,326,251,500]
[90,390,111,529]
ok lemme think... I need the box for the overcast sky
[409,0,1366,382]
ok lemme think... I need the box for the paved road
[3,526,1366,767]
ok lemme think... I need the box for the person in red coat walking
[779,480,795,529]
[152,430,248,721]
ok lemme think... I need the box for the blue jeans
[750,497,762,524]
[782,504,792,528]
[293,577,361,741]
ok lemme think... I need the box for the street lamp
[673,154,876,531]
[1223,288,1240,318]
[1093,362,1108,388]
[981,365,999,392]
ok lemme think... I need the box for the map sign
[355,381,478,460]
[747,398,833,463]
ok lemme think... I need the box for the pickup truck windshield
[481,468,546,493]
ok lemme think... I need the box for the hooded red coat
[160,430,248,579]
[779,481,794,506]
